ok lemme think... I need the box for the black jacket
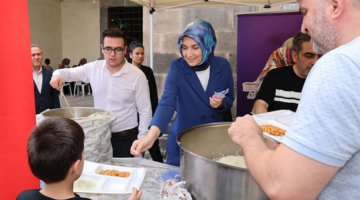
[140,65,158,115]
[34,67,60,114]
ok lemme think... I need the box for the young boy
[17,117,142,200]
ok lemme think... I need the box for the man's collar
[102,59,129,76]
[122,59,130,73]
[32,66,42,74]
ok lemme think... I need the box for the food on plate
[98,169,131,177]
[74,179,97,190]
[216,155,247,168]
[260,124,286,136]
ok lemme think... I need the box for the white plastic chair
[60,82,72,98]
[73,81,91,98]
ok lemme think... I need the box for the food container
[256,119,289,143]
[39,108,116,163]
[274,114,294,126]
[177,122,269,200]
[74,160,146,194]
[40,107,105,118]
[251,110,294,121]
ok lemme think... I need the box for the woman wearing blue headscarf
[131,19,235,166]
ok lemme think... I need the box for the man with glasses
[31,44,60,114]
[50,27,152,158]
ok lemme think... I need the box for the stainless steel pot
[40,107,106,118]
[40,107,115,163]
[177,122,269,200]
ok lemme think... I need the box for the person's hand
[131,136,155,156]
[50,75,63,91]
[209,95,223,108]
[228,115,263,147]
[128,187,142,200]
[131,126,159,156]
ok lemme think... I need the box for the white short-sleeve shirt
[282,36,360,199]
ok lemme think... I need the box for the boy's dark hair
[45,58,50,65]
[27,117,85,184]
[292,31,311,54]
[102,27,127,46]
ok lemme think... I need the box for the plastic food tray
[252,110,294,121]
[274,114,295,126]
[256,119,289,143]
[73,160,147,194]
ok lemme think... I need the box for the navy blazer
[34,67,60,114]
[150,56,235,166]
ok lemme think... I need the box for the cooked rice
[216,155,247,168]
[74,179,97,191]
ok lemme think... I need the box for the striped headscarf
[178,19,217,71]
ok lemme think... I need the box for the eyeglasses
[103,47,125,54]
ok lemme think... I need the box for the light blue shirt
[282,36,360,199]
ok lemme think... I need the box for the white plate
[74,173,105,193]
[95,165,134,180]
[251,110,294,121]
[274,114,294,126]
[74,161,147,194]
[256,119,289,143]
[83,160,99,173]
[101,176,129,192]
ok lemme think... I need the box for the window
[108,7,143,45]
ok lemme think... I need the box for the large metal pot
[41,107,106,118]
[177,122,269,200]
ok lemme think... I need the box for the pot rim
[40,107,107,114]
[176,122,248,171]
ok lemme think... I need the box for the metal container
[177,122,269,200]
[41,107,106,118]
[40,107,115,163]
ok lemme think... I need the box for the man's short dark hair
[102,27,127,46]
[292,31,311,54]
[27,117,85,184]
[45,58,50,65]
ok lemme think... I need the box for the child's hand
[128,187,142,200]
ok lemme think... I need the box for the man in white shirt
[228,0,360,199]
[50,27,152,158]
[32,44,60,114]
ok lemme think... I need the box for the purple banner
[237,12,303,116]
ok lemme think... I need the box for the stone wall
[29,0,102,68]
[28,0,63,69]
[61,0,101,64]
